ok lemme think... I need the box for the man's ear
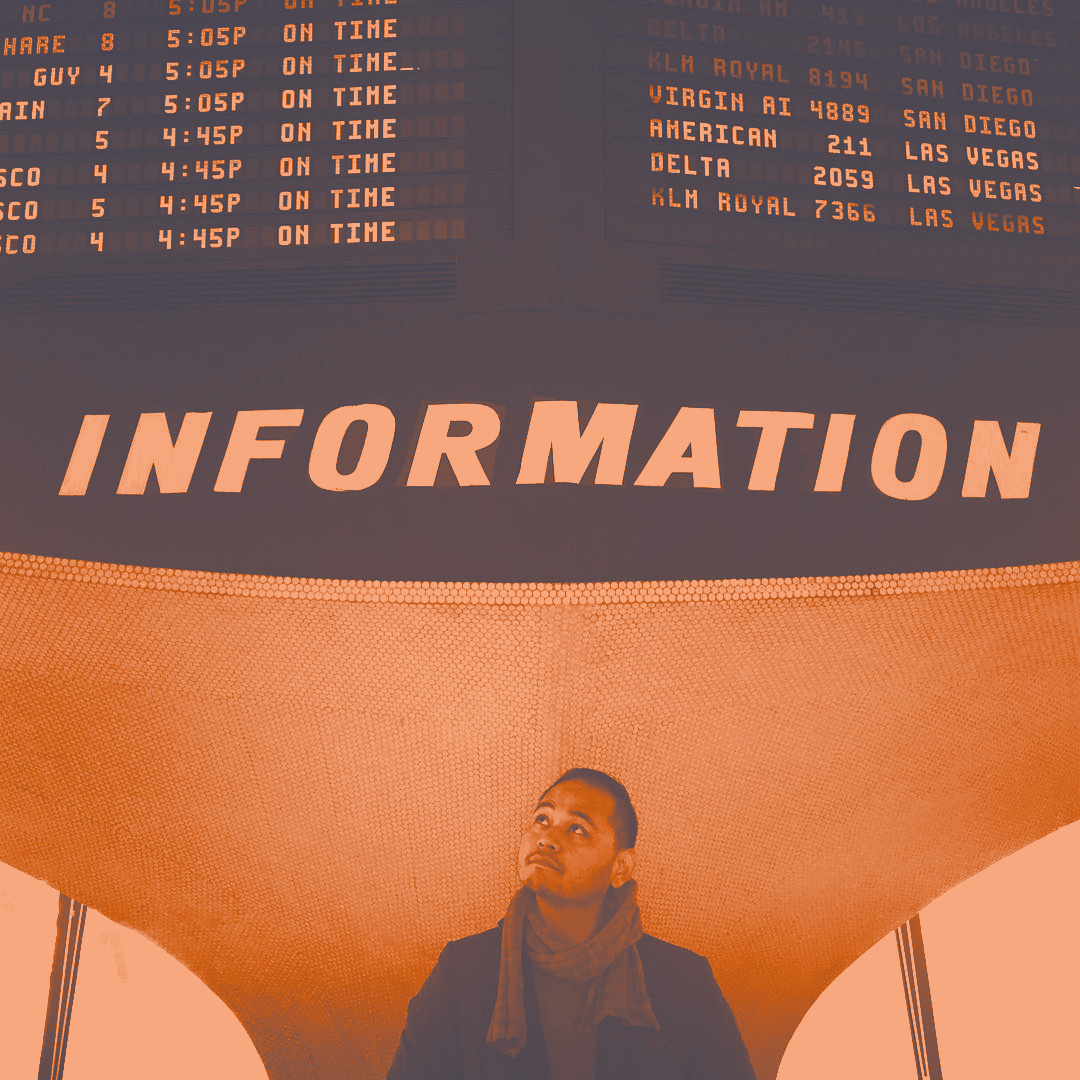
[611,848,635,888]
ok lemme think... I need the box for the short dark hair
[540,768,639,850]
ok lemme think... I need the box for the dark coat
[387,926,757,1080]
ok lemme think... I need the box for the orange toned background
[1,553,1077,1079]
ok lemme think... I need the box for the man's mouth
[527,853,563,872]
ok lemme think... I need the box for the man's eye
[534,813,549,825]
[570,824,588,837]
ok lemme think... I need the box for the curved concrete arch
[777,819,1080,1079]
[0,859,269,1080]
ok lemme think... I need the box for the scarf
[486,881,659,1058]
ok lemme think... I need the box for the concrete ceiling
[1,553,1077,1079]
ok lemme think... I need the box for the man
[387,767,756,1079]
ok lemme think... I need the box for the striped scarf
[486,881,659,1058]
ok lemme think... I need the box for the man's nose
[537,834,560,852]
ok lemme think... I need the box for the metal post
[37,894,88,1080]
[895,913,944,1080]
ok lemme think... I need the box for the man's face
[517,779,630,904]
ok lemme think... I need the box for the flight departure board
[0,0,512,262]
[606,0,1080,272]
[2,0,1079,296]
